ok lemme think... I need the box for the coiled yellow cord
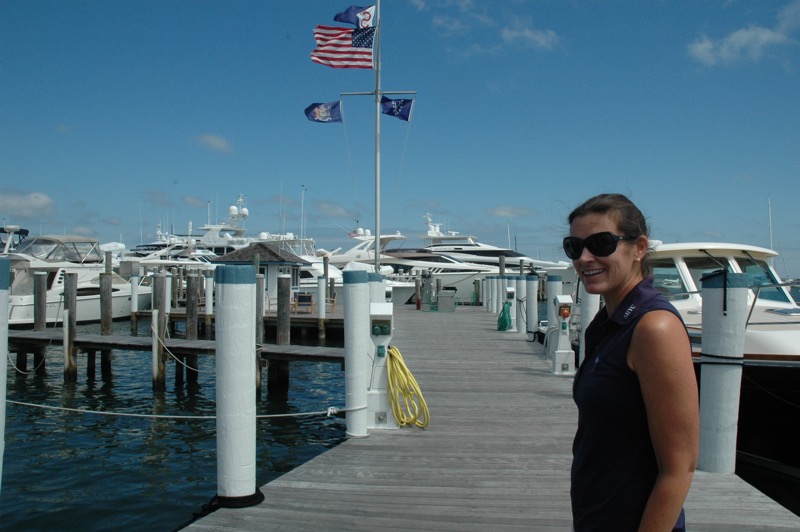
[386,346,429,428]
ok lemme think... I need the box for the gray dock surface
[185,304,800,531]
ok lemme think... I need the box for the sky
[2,0,799,277]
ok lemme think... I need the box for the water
[2,321,347,531]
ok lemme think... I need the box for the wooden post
[204,269,214,340]
[152,273,167,391]
[255,273,265,396]
[33,271,47,330]
[100,256,113,381]
[186,273,199,389]
[101,252,113,335]
[86,349,96,381]
[63,273,78,382]
[269,275,291,397]
[317,275,327,347]
[29,271,47,372]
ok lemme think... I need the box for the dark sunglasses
[563,232,637,260]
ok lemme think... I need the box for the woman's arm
[629,310,700,531]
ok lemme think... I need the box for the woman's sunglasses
[562,232,637,260]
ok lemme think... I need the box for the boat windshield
[14,238,103,263]
[674,255,791,304]
[733,257,791,303]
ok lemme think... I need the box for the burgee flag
[310,25,375,69]
[380,96,414,121]
[334,5,376,28]
[305,101,343,123]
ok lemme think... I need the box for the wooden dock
[7,328,345,364]
[184,304,800,531]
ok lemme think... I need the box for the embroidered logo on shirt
[623,304,636,320]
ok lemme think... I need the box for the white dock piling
[130,271,140,314]
[516,276,526,337]
[317,276,327,320]
[344,270,370,438]
[525,273,539,341]
[214,264,264,506]
[698,271,749,474]
[505,277,517,331]
[486,276,494,313]
[368,272,384,303]
[1,257,9,492]
[494,276,503,315]
[578,282,600,366]
[151,308,160,385]
[546,275,562,332]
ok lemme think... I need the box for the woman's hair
[567,193,651,276]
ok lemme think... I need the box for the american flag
[310,25,375,69]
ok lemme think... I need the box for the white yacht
[650,241,800,363]
[323,228,496,303]
[421,213,571,274]
[6,235,152,326]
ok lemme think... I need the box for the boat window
[734,257,790,303]
[70,242,103,263]
[684,257,730,291]
[651,258,689,300]
[13,239,58,259]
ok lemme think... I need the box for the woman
[566,194,699,531]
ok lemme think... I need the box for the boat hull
[8,290,152,327]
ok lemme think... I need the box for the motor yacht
[6,235,152,326]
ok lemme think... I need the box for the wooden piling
[32,272,47,373]
[269,275,291,397]
[100,259,113,380]
[63,273,78,382]
[152,273,167,392]
[178,273,201,389]
[255,274,265,394]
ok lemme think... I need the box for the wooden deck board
[184,305,799,531]
[7,329,345,362]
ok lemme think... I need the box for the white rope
[5,400,364,420]
[6,351,47,375]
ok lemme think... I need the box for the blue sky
[2,1,799,277]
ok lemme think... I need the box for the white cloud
[183,195,209,209]
[501,25,559,49]
[0,191,56,219]
[195,134,233,153]
[688,1,798,66]
[486,206,537,218]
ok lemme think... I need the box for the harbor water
[1,320,346,531]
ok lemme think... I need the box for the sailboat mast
[373,0,382,273]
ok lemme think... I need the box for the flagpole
[373,0,382,273]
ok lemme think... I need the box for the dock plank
[7,329,344,362]
[185,305,799,531]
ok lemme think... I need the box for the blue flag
[333,5,376,28]
[305,101,343,123]
[380,96,414,121]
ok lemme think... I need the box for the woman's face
[568,212,646,302]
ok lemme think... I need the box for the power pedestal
[367,302,398,429]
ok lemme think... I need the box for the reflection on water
[2,321,346,531]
